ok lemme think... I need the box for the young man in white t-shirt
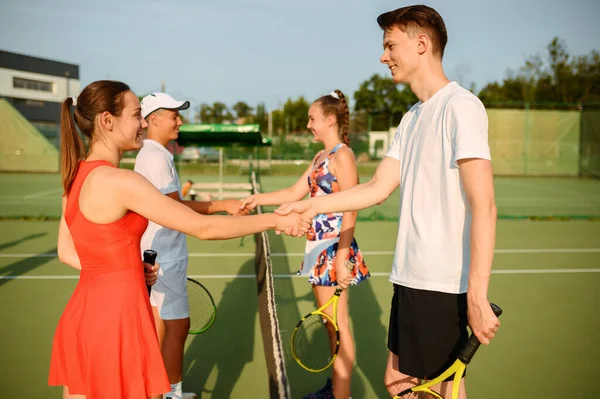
[135,92,246,399]
[275,5,500,398]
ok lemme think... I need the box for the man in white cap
[135,92,245,399]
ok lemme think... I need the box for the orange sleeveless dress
[48,160,171,398]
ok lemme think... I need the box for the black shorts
[387,284,468,380]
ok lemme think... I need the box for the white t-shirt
[134,139,188,263]
[385,81,491,294]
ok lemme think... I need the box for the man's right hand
[275,200,315,218]
[274,212,311,238]
[467,297,501,346]
[221,199,249,216]
[240,195,259,212]
[274,201,317,236]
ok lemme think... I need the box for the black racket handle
[458,302,503,364]
[143,249,157,297]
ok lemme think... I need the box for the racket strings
[391,379,445,399]
[292,314,337,370]
[397,392,442,399]
[187,281,216,332]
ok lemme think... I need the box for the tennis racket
[291,260,355,372]
[143,249,157,297]
[393,302,503,399]
[291,287,342,372]
[187,277,217,334]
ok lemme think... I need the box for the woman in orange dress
[48,80,310,399]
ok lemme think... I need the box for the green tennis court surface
[1,219,599,398]
[1,173,599,219]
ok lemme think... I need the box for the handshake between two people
[239,194,315,238]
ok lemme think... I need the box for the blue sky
[1,0,598,115]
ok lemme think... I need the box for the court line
[0,200,62,204]
[1,248,600,259]
[267,248,600,256]
[495,198,600,204]
[2,268,599,280]
[496,197,598,204]
[495,248,600,253]
[22,188,63,200]
[496,202,600,207]
[0,254,58,258]
[0,188,63,201]
[500,180,598,200]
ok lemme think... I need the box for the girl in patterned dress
[240,90,369,399]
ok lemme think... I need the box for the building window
[13,98,45,107]
[13,77,54,93]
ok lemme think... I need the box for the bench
[187,182,257,201]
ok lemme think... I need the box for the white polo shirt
[134,139,188,263]
[385,81,491,294]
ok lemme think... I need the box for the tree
[196,103,213,123]
[254,102,268,132]
[179,113,189,124]
[211,102,228,124]
[273,96,309,133]
[271,109,285,134]
[573,50,600,102]
[194,102,234,124]
[223,110,234,124]
[232,101,253,122]
[353,74,417,130]
[478,37,600,105]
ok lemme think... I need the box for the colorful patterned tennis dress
[298,143,370,286]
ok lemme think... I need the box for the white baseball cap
[141,92,190,118]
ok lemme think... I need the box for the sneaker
[302,377,334,399]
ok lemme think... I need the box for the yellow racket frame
[393,302,502,399]
[291,287,343,373]
[393,358,466,399]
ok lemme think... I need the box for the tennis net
[251,171,292,399]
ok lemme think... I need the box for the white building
[368,127,396,159]
[0,50,80,127]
